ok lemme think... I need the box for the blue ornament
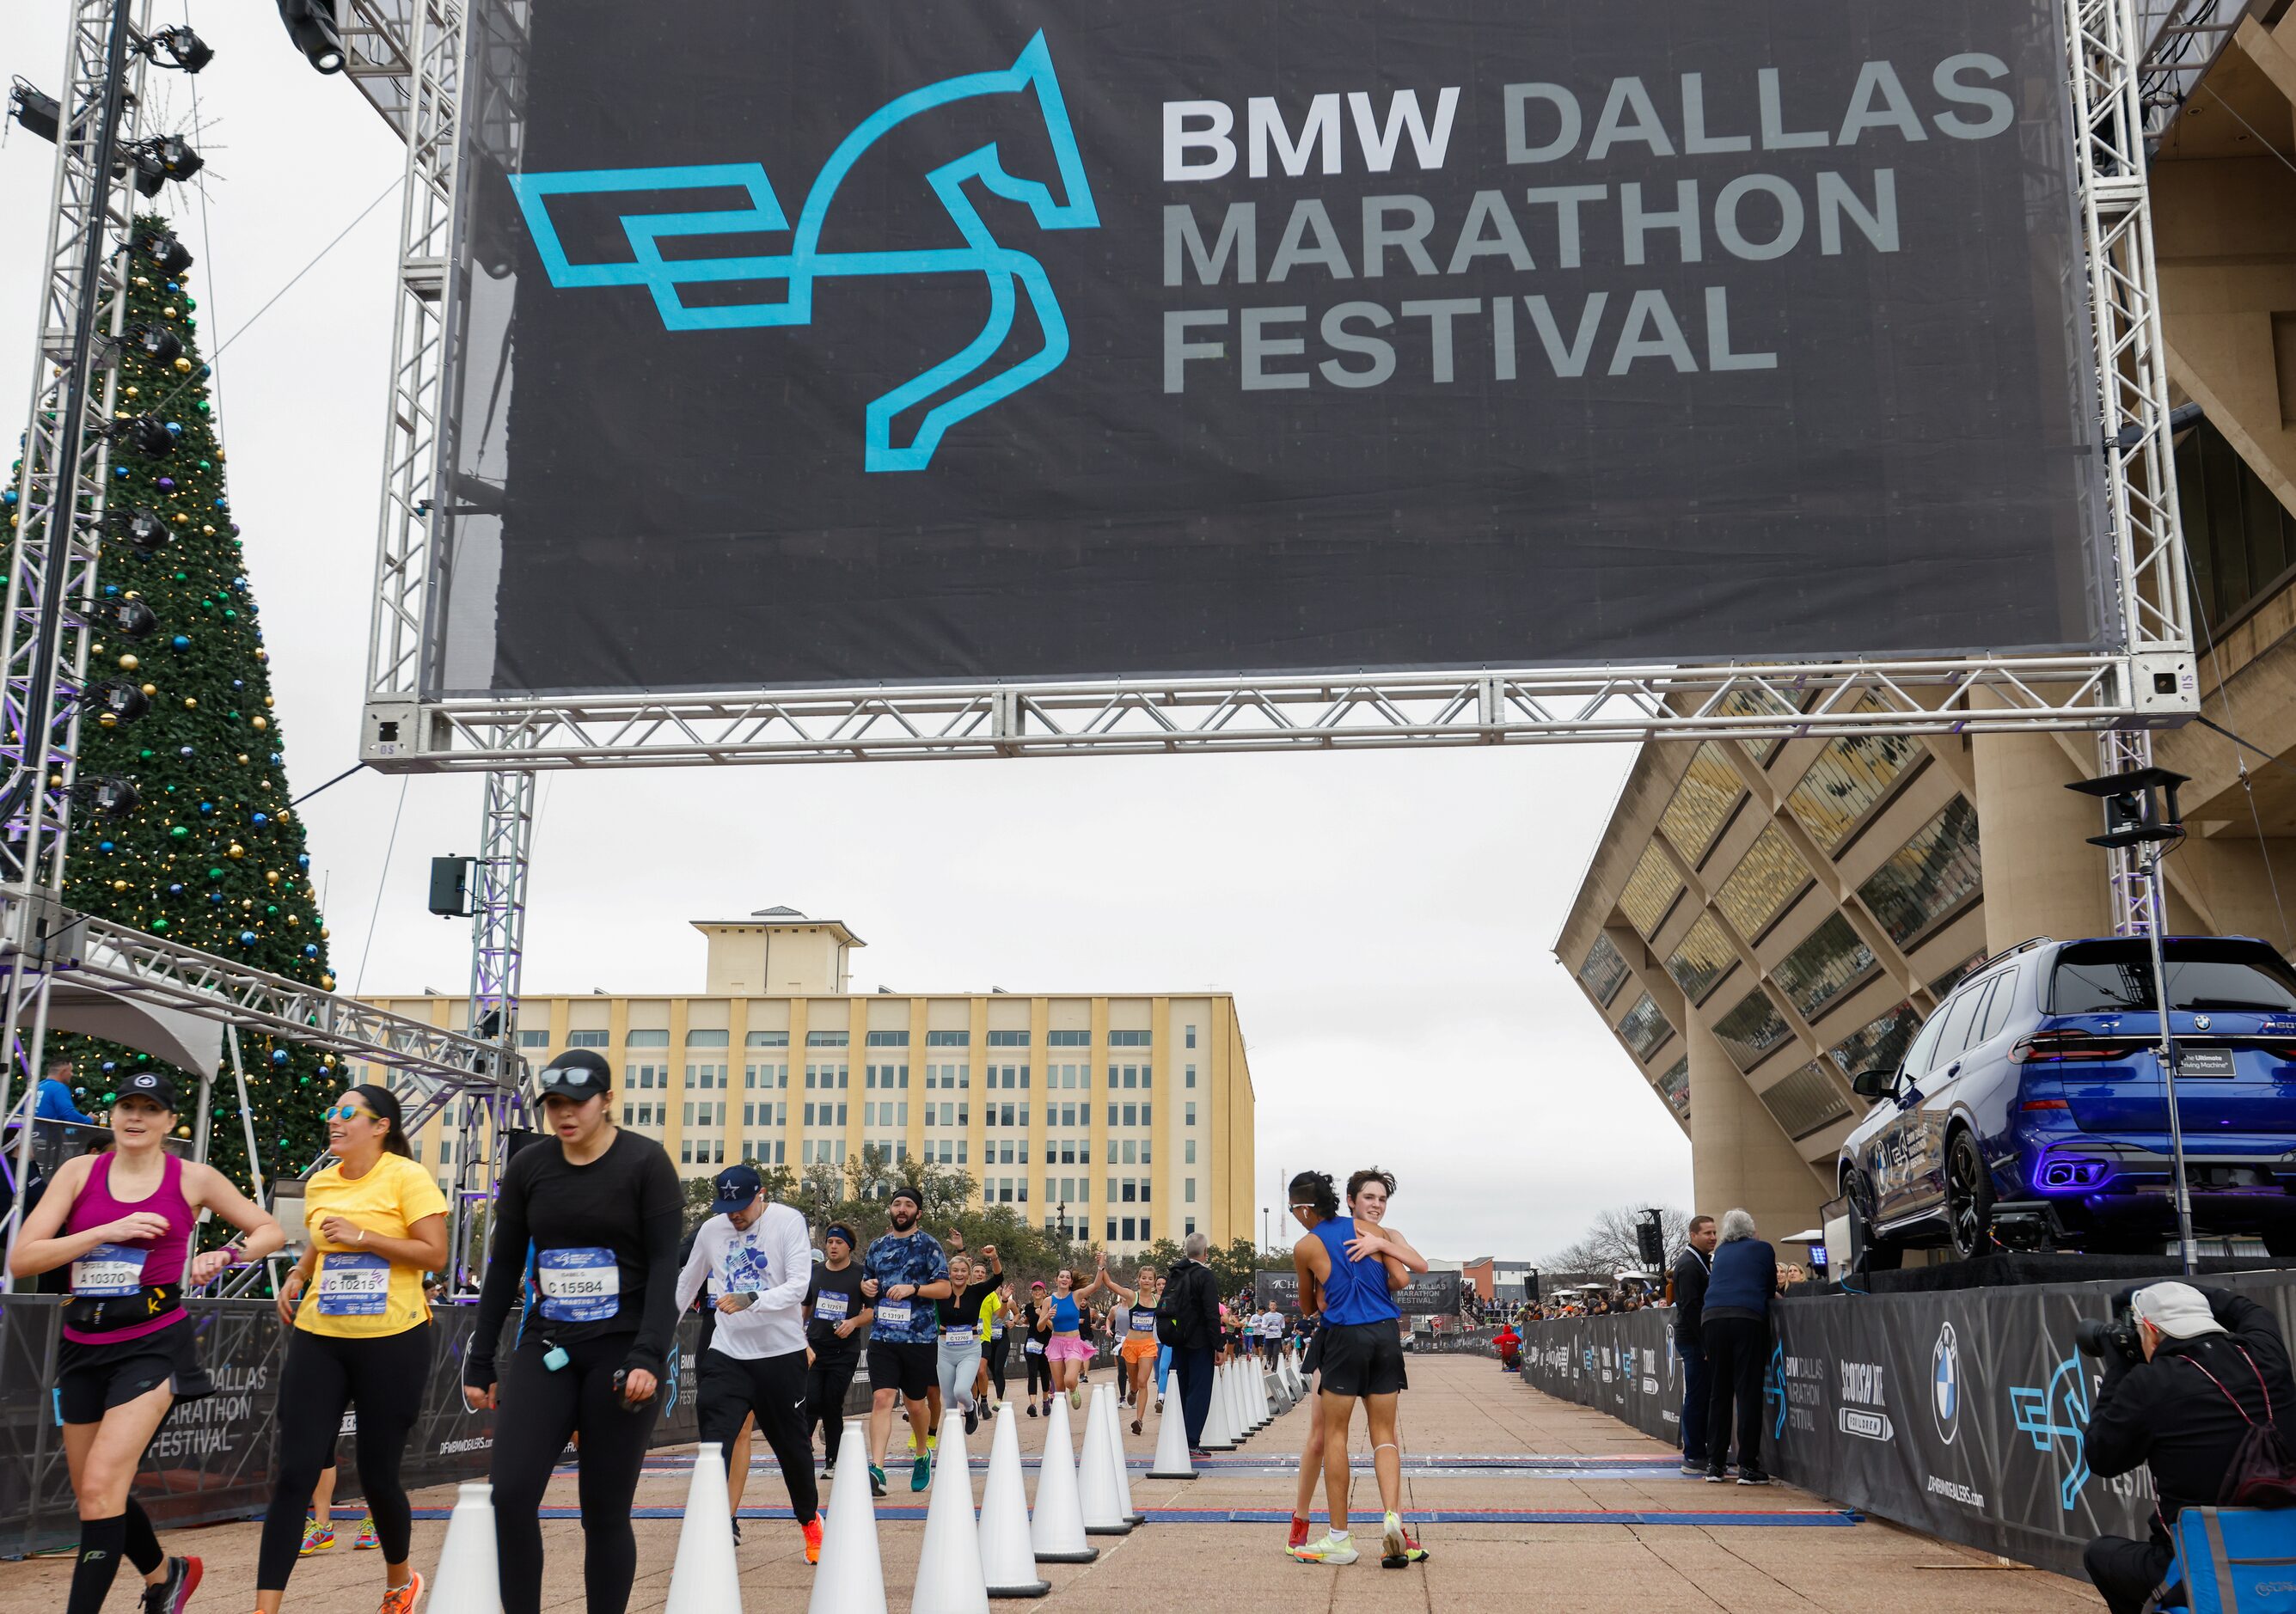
[206,892,223,905]
[230,679,243,690]
[171,634,190,651]
[295,853,309,869]
[270,1048,289,1066]
[179,745,194,758]
[98,840,114,853]
[251,812,268,827]
[100,1061,116,1073]
[166,883,183,896]
[238,930,257,946]
[1,490,15,506]
[164,421,182,436]
[114,466,129,479]
[303,944,319,958]
[198,801,214,815]
[102,583,118,596]
[213,496,228,510]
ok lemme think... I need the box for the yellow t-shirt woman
[295,1152,449,1337]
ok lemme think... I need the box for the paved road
[4,1354,2103,1611]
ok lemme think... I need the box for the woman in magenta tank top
[9,1067,282,1614]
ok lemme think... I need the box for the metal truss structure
[442,767,532,1281]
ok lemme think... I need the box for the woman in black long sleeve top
[461,1052,682,1614]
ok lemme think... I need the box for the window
[1577,933,1632,1006]
[1662,913,1737,1006]
[1185,1218,1197,1236]
[746,1030,789,1047]
[1782,712,1921,854]
[1185,1024,1197,1048]
[2180,413,2296,630]
[1758,1062,1852,1140]
[1108,1030,1150,1047]
[626,1029,670,1048]
[807,1030,849,1047]
[1656,1055,1690,1118]
[1714,824,1809,941]
[1773,914,1878,1021]
[866,1030,909,1047]
[1185,1139,1196,1164]
[1712,988,1791,1073]
[926,1030,970,1047]
[1615,993,1674,1062]
[1619,844,1682,937]
[743,1062,788,1090]
[685,1029,729,1048]
[1660,743,1744,864]
[1857,798,1981,947]
[1977,970,2017,1043]
[566,1030,609,1048]
[1047,1029,1089,1046]
[987,1030,1030,1047]
[1185,1102,1197,1127]
[1185,1065,1197,1088]
[517,1029,550,1048]
[1827,1000,1923,1081]
[1185,1178,1197,1203]
[1932,979,1993,1062]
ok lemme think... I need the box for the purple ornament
[156,477,175,491]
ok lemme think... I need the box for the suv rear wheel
[1945,1129,1996,1261]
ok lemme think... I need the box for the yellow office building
[358,908,1256,1254]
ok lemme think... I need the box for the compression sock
[123,1500,165,1576]
[67,1515,127,1614]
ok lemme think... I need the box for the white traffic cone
[1198,1360,1235,1451]
[428,1481,504,1614]
[1147,1385,1197,1479]
[912,1411,989,1614]
[1028,1391,1099,1563]
[1099,1385,1144,1524]
[665,1443,742,1614]
[1216,1361,1246,1444]
[808,1421,888,1614]
[977,1405,1050,1599]
[1250,1360,1271,1427]
[1076,1384,1131,1536]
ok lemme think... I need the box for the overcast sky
[0,4,1686,1261]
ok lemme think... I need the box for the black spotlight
[78,776,141,819]
[126,136,202,197]
[132,325,184,367]
[9,78,60,144]
[91,680,151,727]
[110,507,170,552]
[277,0,346,74]
[142,231,194,278]
[102,595,160,638]
[113,417,175,459]
[141,26,215,74]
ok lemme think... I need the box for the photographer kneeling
[2081,1281,2296,1614]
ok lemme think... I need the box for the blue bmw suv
[1837,935,2296,1263]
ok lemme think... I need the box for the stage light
[91,680,151,727]
[132,325,183,367]
[110,507,171,552]
[9,78,60,144]
[277,0,347,75]
[126,136,202,197]
[143,231,194,278]
[139,26,215,74]
[102,595,160,638]
[111,417,175,459]
[77,776,141,819]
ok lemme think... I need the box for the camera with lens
[2075,1298,2144,1365]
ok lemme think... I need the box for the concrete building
[1557,13,2296,1252]
[358,908,1257,1256]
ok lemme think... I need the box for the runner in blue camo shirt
[858,1186,952,1494]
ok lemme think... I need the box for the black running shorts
[866,1338,937,1401]
[57,1313,210,1424]
[1317,1319,1407,1399]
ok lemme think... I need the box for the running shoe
[868,1464,888,1498]
[1287,1515,1311,1551]
[730,1519,743,1545]
[140,1555,200,1614]
[354,1515,379,1551]
[911,1452,933,1492]
[802,1518,823,1565]
[1704,1467,1726,1483]
[378,1569,425,1614]
[823,1458,836,1477]
[298,1517,334,1556]
[1068,1386,1081,1410]
[1154,1397,1164,1412]
[1380,1513,1428,1568]
[964,1406,979,1437]
[1679,1462,1704,1477]
[1026,1403,1038,1418]
[1737,1470,1773,1487]
[1288,1531,1357,1565]
[1131,1416,1142,1436]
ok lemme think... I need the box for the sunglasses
[321,1104,377,1123]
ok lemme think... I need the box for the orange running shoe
[803,1517,824,1566]
[378,1568,425,1614]
[1287,1514,1312,1550]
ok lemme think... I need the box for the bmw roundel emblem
[1932,1323,1962,1446]
[2195,1015,2213,1031]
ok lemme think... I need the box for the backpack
[2177,1346,2296,1510]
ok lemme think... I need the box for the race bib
[536,1247,621,1323]
[1025,1338,1045,1355]
[316,1251,391,1316]
[70,1243,146,1297]
[989,1322,1004,1339]
[876,1299,914,1330]
[814,1290,850,1323]
[1131,1311,1157,1334]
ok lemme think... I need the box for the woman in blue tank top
[1038,1256,1110,1411]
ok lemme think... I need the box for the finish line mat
[413,1505,1861,1528]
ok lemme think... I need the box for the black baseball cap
[712,1164,762,1215]
[890,1184,922,1209]
[535,1048,612,1102]
[114,1069,178,1110]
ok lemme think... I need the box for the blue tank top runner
[1312,1216,1400,1326]
[1051,1293,1081,1332]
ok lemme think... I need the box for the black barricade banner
[0,1299,706,1558]
[1521,1270,2296,1579]
[1257,1268,1461,1317]
[436,0,2108,697]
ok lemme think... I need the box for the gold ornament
[124,385,140,399]
[139,683,155,696]
[251,716,267,731]
[236,754,248,764]
[264,696,274,708]
[183,697,197,709]
[111,879,127,892]
[226,844,244,859]
[265,871,279,885]
[174,357,193,374]
[117,653,138,670]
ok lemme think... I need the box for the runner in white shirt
[675,1165,823,1564]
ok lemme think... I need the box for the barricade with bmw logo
[1521,1271,2296,1579]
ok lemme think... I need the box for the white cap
[2131,1281,2228,1341]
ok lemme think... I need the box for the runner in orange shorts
[1102,1266,1166,1434]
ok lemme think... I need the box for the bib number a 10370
[70,1243,147,1297]
[317,1251,391,1316]
[536,1248,621,1323]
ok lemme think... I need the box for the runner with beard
[860,1185,952,1495]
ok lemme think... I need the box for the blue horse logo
[508,31,1099,473]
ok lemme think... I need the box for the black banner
[1520,1271,2296,1580]
[435,0,2106,697]
[1257,1268,1461,1317]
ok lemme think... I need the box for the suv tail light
[2011,1030,2146,1063]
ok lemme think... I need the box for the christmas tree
[20,216,341,1192]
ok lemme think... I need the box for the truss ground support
[446,767,532,1287]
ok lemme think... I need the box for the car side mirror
[1852,1069,1894,1099]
